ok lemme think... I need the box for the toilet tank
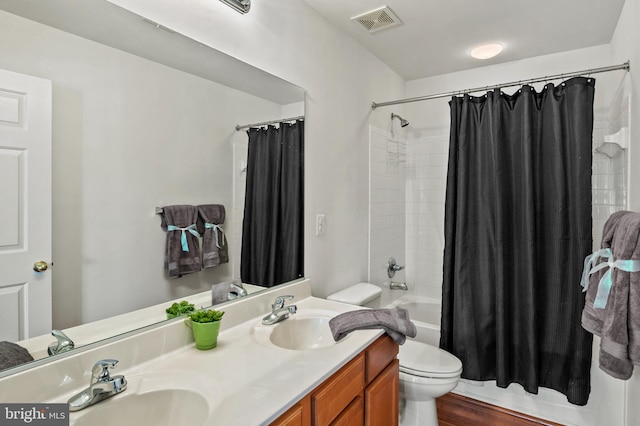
[326,282,382,306]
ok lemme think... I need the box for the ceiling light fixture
[219,0,251,14]
[470,43,503,60]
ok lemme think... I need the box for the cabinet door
[312,353,365,426]
[331,394,364,426]
[365,359,399,426]
[271,397,311,426]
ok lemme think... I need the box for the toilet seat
[398,340,462,379]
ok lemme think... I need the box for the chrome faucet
[47,329,75,356]
[262,295,297,325]
[227,282,248,300]
[68,359,127,412]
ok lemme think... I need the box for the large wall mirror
[0,0,305,376]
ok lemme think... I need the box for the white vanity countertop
[104,296,382,425]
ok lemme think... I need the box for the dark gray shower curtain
[241,121,304,288]
[440,77,594,405]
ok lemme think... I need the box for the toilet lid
[398,340,463,379]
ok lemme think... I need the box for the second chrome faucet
[262,295,297,325]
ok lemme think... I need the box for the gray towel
[582,210,630,334]
[196,204,229,268]
[0,341,34,370]
[596,212,640,379]
[329,308,417,345]
[160,205,202,278]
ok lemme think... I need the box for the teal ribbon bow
[167,224,200,252]
[204,223,224,248]
[583,248,640,309]
[580,248,611,292]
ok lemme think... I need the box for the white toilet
[327,283,463,426]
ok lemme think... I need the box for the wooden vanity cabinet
[271,335,399,426]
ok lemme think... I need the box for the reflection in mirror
[0,0,305,375]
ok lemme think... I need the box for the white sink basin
[70,388,209,426]
[270,317,337,350]
[252,310,347,351]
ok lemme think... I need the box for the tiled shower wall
[592,79,630,247]
[404,132,449,300]
[368,125,406,286]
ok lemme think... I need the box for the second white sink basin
[71,388,209,426]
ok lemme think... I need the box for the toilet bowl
[398,339,462,426]
[327,283,463,426]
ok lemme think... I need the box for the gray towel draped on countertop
[329,307,417,345]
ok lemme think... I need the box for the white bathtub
[385,295,441,346]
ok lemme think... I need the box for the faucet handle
[387,257,405,278]
[91,359,119,383]
[273,295,294,309]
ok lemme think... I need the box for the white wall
[105,0,406,299]
[402,44,631,425]
[0,10,286,327]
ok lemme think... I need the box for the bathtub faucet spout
[390,281,408,291]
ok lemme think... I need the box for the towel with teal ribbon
[160,205,202,278]
[196,204,229,268]
[581,211,640,380]
[581,248,640,309]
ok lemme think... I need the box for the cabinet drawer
[365,335,398,383]
[331,394,364,426]
[312,353,365,426]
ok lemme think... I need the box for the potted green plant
[165,300,195,319]
[187,309,225,350]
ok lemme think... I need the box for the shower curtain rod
[235,115,305,131]
[371,61,630,109]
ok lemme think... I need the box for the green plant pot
[190,320,221,350]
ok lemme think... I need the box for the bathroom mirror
[0,0,305,375]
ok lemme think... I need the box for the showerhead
[391,113,409,128]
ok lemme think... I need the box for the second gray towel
[329,307,417,345]
[196,204,229,268]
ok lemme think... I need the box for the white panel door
[0,68,52,341]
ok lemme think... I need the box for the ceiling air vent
[351,6,402,33]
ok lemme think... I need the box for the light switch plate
[315,214,326,236]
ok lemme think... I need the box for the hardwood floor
[436,393,564,426]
